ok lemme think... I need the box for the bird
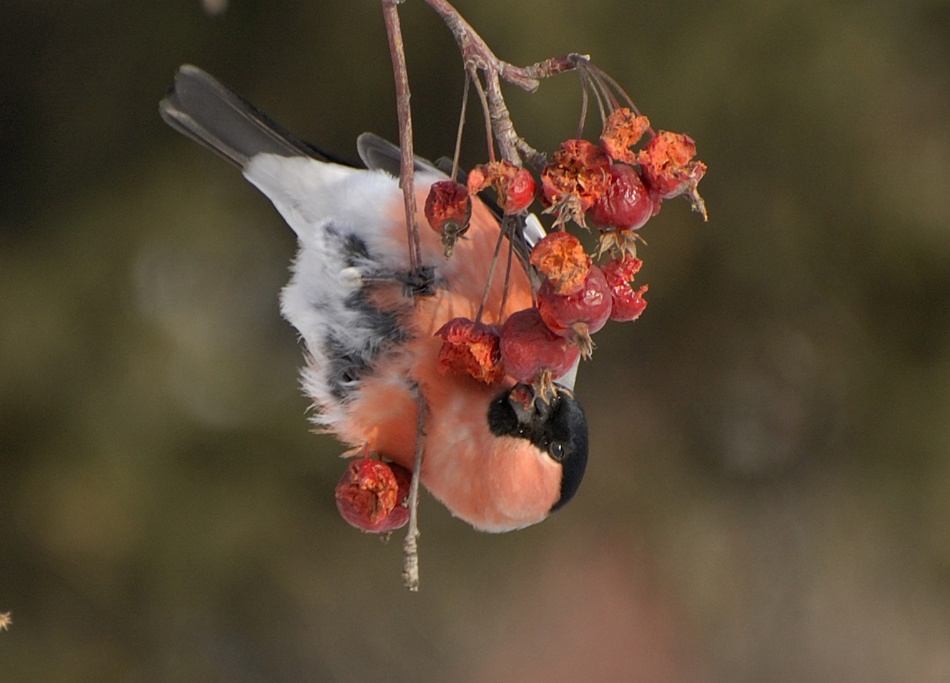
[159,65,588,532]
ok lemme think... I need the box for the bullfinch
[159,65,588,532]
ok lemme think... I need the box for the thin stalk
[474,221,507,323]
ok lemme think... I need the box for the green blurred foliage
[3,0,950,681]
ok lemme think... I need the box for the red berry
[434,317,505,384]
[529,231,591,296]
[503,167,537,214]
[537,264,612,338]
[500,307,580,384]
[602,253,649,322]
[424,180,472,257]
[587,164,655,232]
[335,457,411,533]
[467,161,536,214]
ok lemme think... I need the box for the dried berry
[600,108,651,165]
[602,253,649,322]
[500,307,580,385]
[637,131,707,220]
[467,160,536,214]
[537,264,612,355]
[424,180,472,257]
[335,457,412,533]
[529,231,591,296]
[435,317,506,384]
[540,139,610,226]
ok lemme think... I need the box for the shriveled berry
[467,161,537,214]
[600,108,651,165]
[637,131,707,220]
[602,253,649,322]
[587,164,656,232]
[529,231,591,296]
[424,180,472,257]
[537,264,612,340]
[335,457,411,533]
[540,139,610,225]
[435,317,505,384]
[500,307,580,384]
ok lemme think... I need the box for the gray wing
[356,132,447,177]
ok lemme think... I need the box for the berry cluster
[337,106,705,532]
[425,106,705,390]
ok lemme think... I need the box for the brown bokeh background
[3,1,950,681]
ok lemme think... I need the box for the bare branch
[382,0,428,592]
[382,0,423,273]
[402,387,427,591]
[420,0,579,169]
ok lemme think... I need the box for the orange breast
[325,186,555,529]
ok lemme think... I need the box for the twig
[382,0,423,274]
[482,68,522,164]
[382,0,428,592]
[402,388,427,591]
[420,0,583,169]
[421,0,577,91]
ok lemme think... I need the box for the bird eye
[548,441,566,461]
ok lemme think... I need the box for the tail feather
[158,65,339,167]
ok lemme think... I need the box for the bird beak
[508,383,549,425]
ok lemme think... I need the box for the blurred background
[3,0,950,680]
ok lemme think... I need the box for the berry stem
[576,76,590,140]
[474,215,509,323]
[573,58,656,138]
[450,71,471,181]
[498,217,516,319]
[471,70,496,163]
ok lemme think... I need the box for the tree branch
[402,388,427,591]
[420,0,583,169]
[382,0,423,273]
